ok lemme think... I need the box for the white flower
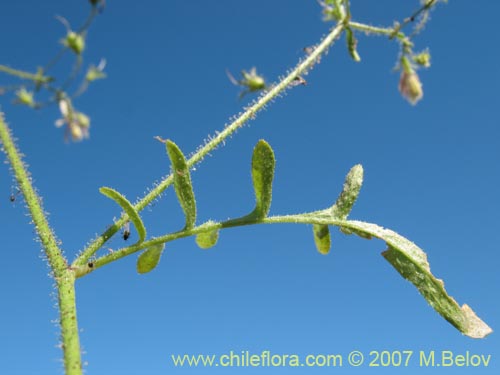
[55,99,90,142]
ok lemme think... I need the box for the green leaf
[251,139,275,219]
[330,164,363,219]
[99,186,146,243]
[166,140,197,229]
[313,224,331,255]
[195,224,220,250]
[137,244,165,274]
[336,219,492,338]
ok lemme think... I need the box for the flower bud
[69,123,84,141]
[76,112,90,128]
[399,70,423,105]
[242,69,266,91]
[64,32,85,55]
[413,51,431,68]
[15,88,36,108]
[86,67,106,82]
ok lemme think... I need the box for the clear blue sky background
[0,1,498,374]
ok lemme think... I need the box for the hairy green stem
[74,21,347,267]
[0,113,83,374]
[348,21,404,39]
[0,113,67,275]
[74,213,346,278]
[57,271,83,375]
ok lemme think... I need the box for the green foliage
[383,246,490,339]
[195,221,220,249]
[137,244,165,274]
[312,224,331,255]
[99,187,147,243]
[330,164,363,219]
[250,140,275,219]
[334,220,492,339]
[0,1,492,374]
[166,140,197,230]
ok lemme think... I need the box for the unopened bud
[399,70,423,105]
[15,88,36,108]
[70,124,84,141]
[76,112,90,128]
[86,67,106,82]
[64,32,85,55]
[413,51,431,68]
[242,70,266,91]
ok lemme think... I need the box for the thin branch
[0,65,51,83]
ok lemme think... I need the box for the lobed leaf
[251,140,275,219]
[166,140,197,229]
[99,186,146,243]
[137,244,165,274]
[313,224,331,255]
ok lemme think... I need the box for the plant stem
[0,65,40,80]
[57,270,83,375]
[348,21,403,38]
[74,212,344,278]
[0,113,67,275]
[74,21,347,267]
[0,113,83,373]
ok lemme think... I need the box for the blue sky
[0,1,499,374]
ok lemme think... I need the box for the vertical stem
[0,113,67,275]
[57,270,83,375]
[1,113,82,372]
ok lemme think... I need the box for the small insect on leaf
[137,244,165,274]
